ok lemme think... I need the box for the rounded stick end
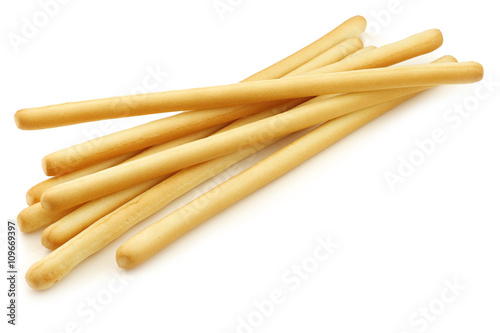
[26,188,38,206]
[17,208,32,233]
[14,109,34,130]
[41,226,62,250]
[40,188,64,212]
[469,61,484,82]
[351,15,367,30]
[430,28,444,47]
[25,260,59,291]
[41,155,61,177]
[116,246,140,270]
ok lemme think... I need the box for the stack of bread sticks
[14,16,483,290]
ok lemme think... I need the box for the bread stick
[20,124,227,235]
[26,152,138,206]
[286,37,363,76]
[25,92,314,289]
[41,29,441,176]
[308,29,444,75]
[38,39,357,247]
[114,53,459,268]
[114,93,435,269]
[114,56,457,269]
[15,16,366,131]
[20,60,480,137]
[39,61,483,212]
[24,56,457,289]
[17,203,80,233]
[40,38,363,176]
[40,123,227,248]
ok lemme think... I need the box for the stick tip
[116,246,139,269]
[41,155,64,176]
[41,226,61,250]
[25,260,58,290]
[40,188,62,212]
[16,208,31,233]
[470,61,484,81]
[26,188,38,206]
[351,15,367,31]
[14,109,31,130]
[430,28,444,47]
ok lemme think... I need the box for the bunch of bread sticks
[15,16,483,290]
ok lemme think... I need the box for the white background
[1,0,499,332]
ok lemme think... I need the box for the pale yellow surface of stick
[26,152,137,206]
[115,94,424,269]
[114,57,459,269]
[15,16,366,131]
[286,37,363,76]
[39,60,483,212]
[20,61,482,132]
[245,16,366,81]
[39,39,363,177]
[23,56,458,288]
[38,42,353,248]
[17,203,80,233]
[25,94,311,289]
[307,29,443,75]
[41,29,440,176]
[341,45,377,60]
[40,124,226,249]
[20,126,225,235]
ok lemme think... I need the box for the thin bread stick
[15,16,367,131]
[115,93,423,269]
[245,16,367,81]
[307,29,444,75]
[24,56,457,288]
[40,101,301,250]
[39,124,227,244]
[26,152,138,206]
[115,61,460,270]
[19,125,226,234]
[41,29,440,176]
[40,39,363,177]
[38,37,363,175]
[38,43,356,247]
[17,203,81,233]
[341,45,377,60]
[39,61,483,212]
[113,52,457,269]
[26,95,316,289]
[286,37,363,76]
[17,60,479,134]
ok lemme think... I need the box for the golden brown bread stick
[25,96,313,289]
[40,29,441,176]
[39,61,483,212]
[40,124,227,249]
[27,56,458,288]
[26,152,138,206]
[15,16,366,131]
[307,29,443,75]
[39,43,363,178]
[245,15,366,81]
[116,55,460,269]
[17,203,80,233]
[340,45,377,61]
[286,37,363,76]
[38,38,359,248]
[21,124,225,234]
[20,60,480,136]
[116,90,450,268]
[114,55,462,268]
